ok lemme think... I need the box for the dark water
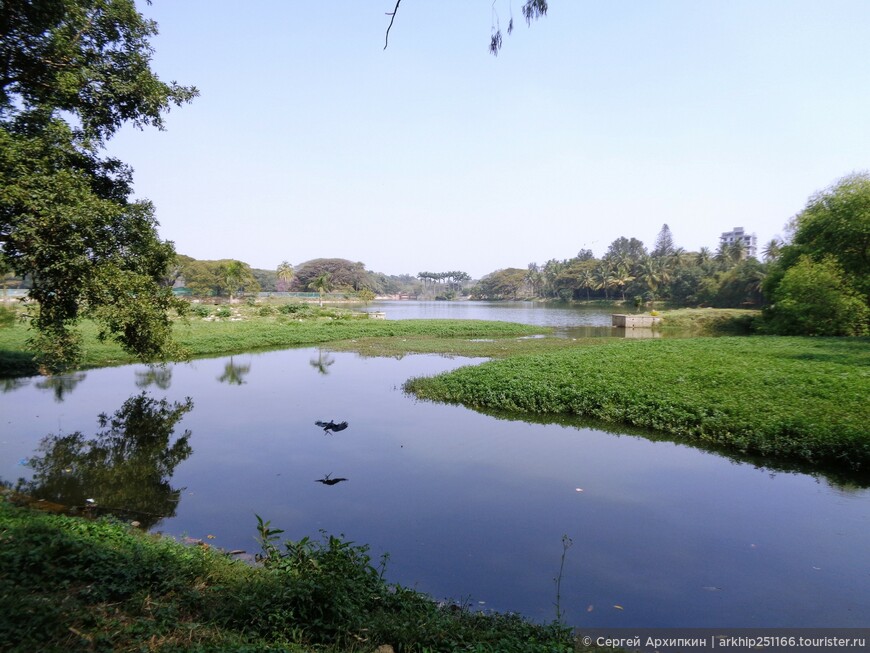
[2,305,868,627]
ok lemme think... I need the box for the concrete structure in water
[612,314,662,328]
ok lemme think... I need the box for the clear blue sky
[110,1,870,279]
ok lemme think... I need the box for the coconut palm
[696,246,713,268]
[578,268,596,301]
[594,262,614,300]
[611,265,635,301]
[310,272,332,307]
[276,261,294,291]
[762,238,782,263]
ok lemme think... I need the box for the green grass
[655,308,760,334]
[406,337,870,473]
[0,310,548,377]
[0,497,580,653]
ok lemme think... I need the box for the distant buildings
[719,227,757,259]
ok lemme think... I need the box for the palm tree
[310,272,332,307]
[728,240,747,264]
[276,261,294,292]
[594,262,614,300]
[611,265,635,301]
[762,238,782,263]
[578,268,596,301]
[637,256,668,304]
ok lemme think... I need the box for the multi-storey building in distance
[719,227,757,258]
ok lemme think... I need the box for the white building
[719,227,757,259]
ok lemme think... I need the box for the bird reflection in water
[315,474,348,486]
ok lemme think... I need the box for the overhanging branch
[384,0,402,50]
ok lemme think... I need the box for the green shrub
[762,255,869,336]
[191,304,211,318]
[215,306,232,319]
[278,303,305,315]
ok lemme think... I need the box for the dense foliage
[406,337,870,472]
[176,256,261,299]
[763,173,870,336]
[0,0,197,371]
[0,500,576,651]
[473,226,766,308]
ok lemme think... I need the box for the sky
[109,1,870,279]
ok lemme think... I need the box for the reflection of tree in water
[217,356,251,385]
[0,377,30,393]
[17,392,194,529]
[135,364,173,390]
[310,348,335,375]
[35,372,86,402]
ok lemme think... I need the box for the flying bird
[315,420,348,434]
[315,474,348,486]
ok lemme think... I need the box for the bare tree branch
[384,0,403,50]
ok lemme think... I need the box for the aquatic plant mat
[406,336,870,473]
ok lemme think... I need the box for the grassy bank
[0,308,548,377]
[654,308,760,334]
[0,498,577,653]
[406,337,870,472]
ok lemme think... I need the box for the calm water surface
[2,303,868,627]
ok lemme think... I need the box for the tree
[763,173,870,334]
[180,258,259,299]
[578,267,596,301]
[276,260,294,292]
[777,173,869,300]
[310,272,333,307]
[292,258,368,293]
[471,268,527,300]
[0,0,197,371]
[383,0,548,56]
[652,224,675,258]
[605,237,647,266]
[763,256,868,336]
[221,260,259,302]
[611,265,635,302]
[762,238,782,263]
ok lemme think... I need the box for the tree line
[471,173,869,337]
[1,2,865,374]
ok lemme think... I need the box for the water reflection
[0,376,30,393]
[135,364,173,390]
[217,356,251,385]
[310,348,335,374]
[35,372,86,402]
[15,392,194,528]
[315,474,348,486]
[468,404,870,491]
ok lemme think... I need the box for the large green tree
[0,0,197,371]
[764,173,870,335]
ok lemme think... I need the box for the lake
[1,302,868,627]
